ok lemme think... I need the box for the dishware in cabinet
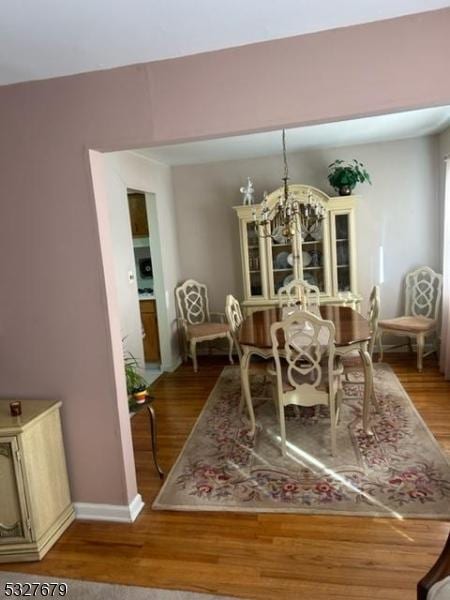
[298,217,332,296]
[329,209,357,296]
[234,185,360,313]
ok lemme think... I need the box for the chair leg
[378,330,384,362]
[181,336,188,362]
[336,389,343,425]
[278,398,287,457]
[408,336,414,354]
[227,333,234,365]
[371,386,380,413]
[434,333,440,360]
[190,339,198,373]
[329,394,336,456]
[416,333,424,372]
[239,391,245,414]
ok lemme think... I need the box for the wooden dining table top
[238,306,371,349]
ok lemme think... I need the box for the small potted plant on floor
[124,352,149,404]
[327,159,372,196]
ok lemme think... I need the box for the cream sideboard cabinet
[0,399,75,562]
[234,184,361,314]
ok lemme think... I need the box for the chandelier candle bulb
[253,129,326,241]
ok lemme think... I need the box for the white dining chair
[277,278,321,313]
[378,267,442,372]
[225,294,244,360]
[342,285,380,371]
[176,279,233,372]
[225,294,270,412]
[269,310,343,456]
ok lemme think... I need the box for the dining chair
[225,294,270,411]
[277,278,321,313]
[378,267,442,372]
[417,531,450,600]
[269,310,343,456]
[176,279,233,372]
[342,285,380,372]
[225,294,244,360]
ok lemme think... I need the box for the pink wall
[0,9,449,505]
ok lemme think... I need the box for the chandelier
[252,129,326,240]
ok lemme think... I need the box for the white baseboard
[163,357,182,372]
[74,493,144,523]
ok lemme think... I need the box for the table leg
[241,346,256,436]
[358,343,373,435]
[146,404,164,479]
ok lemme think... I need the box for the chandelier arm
[253,130,326,240]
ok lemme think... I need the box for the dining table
[238,305,373,436]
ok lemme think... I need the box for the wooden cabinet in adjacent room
[0,400,74,562]
[128,193,149,237]
[140,299,160,362]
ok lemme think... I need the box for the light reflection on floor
[228,427,405,520]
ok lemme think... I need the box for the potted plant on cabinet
[327,159,372,196]
[124,352,149,404]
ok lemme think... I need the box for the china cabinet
[0,399,74,562]
[234,184,360,313]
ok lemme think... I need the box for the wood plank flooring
[2,354,450,599]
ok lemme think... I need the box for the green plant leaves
[124,350,148,394]
[327,159,371,191]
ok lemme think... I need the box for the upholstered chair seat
[428,577,450,600]
[378,315,436,333]
[187,322,230,338]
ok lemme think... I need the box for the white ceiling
[134,106,450,166]
[1,0,450,86]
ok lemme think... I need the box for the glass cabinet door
[300,221,327,292]
[245,222,264,297]
[268,224,295,297]
[334,213,352,292]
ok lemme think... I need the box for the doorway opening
[127,190,162,386]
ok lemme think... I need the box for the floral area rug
[153,364,450,517]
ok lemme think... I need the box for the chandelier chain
[253,129,326,240]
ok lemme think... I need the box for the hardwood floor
[2,354,450,599]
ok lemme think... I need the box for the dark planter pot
[338,185,352,196]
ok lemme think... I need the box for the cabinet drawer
[140,300,156,314]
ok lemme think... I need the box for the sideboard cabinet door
[0,438,31,544]
[0,399,74,563]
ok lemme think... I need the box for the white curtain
[440,158,450,379]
